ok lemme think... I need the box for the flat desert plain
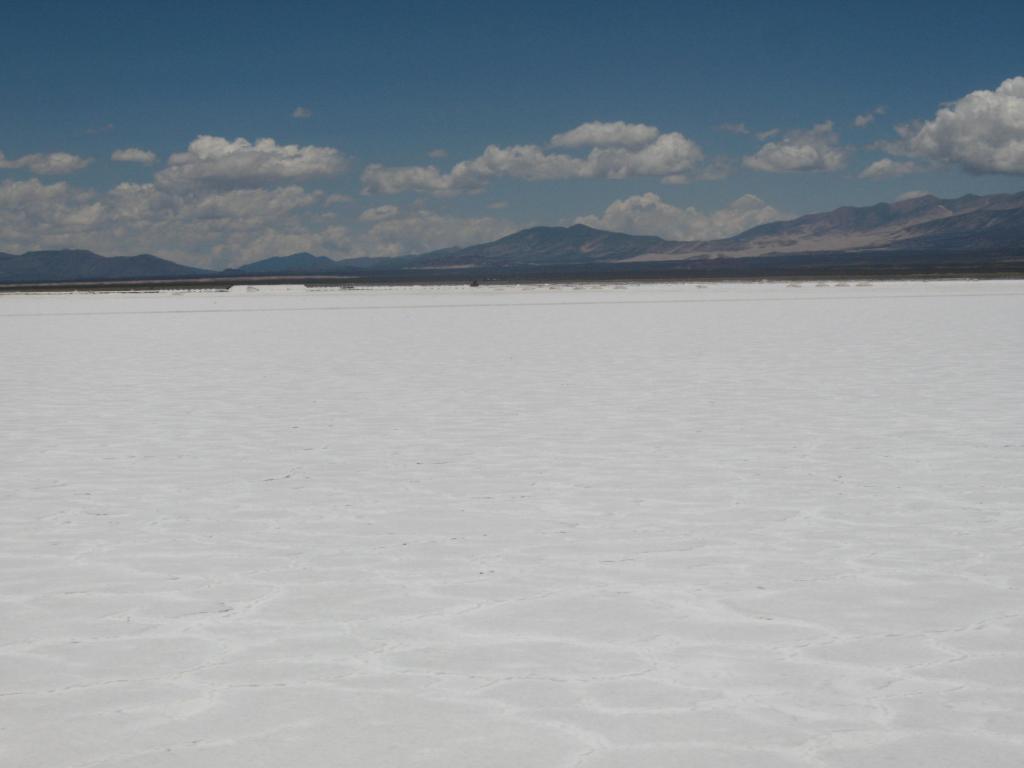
[2,280,1023,768]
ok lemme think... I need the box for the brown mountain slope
[624,191,1024,261]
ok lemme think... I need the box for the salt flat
[1,280,1023,767]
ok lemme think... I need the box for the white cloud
[0,178,102,252]
[743,121,849,172]
[895,76,1024,174]
[156,135,347,189]
[0,150,92,175]
[859,158,916,178]
[550,121,660,148]
[691,156,734,182]
[0,169,516,269]
[359,204,400,222]
[0,174,329,267]
[292,106,312,119]
[111,148,157,164]
[895,190,932,201]
[180,186,322,219]
[98,183,324,265]
[756,128,780,141]
[586,133,703,178]
[22,153,93,175]
[361,126,703,195]
[361,164,453,195]
[427,148,448,159]
[576,192,788,241]
[111,182,320,226]
[0,178,75,207]
[360,210,516,257]
[854,106,886,128]
[449,144,584,185]
[228,225,350,262]
[718,123,750,135]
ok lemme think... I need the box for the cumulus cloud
[0,173,330,266]
[176,186,321,220]
[550,121,660,148]
[361,124,703,195]
[21,153,92,175]
[859,158,916,178]
[292,106,312,119]
[576,192,788,241]
[359,204,400,222]
[587,133,704,178]
[102,183,322,239]
[111,148,157,164]
[0,170,515,269]
[894,76,1024,174]
[0,178,75,207]
[743,121,849,172]
[156,135,347,189]
[691,156,734,182]
[361,164,452,195]
[0,179,104,252]
[0,150,92,175]
[854,106,886,128]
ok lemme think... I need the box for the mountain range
[3,191,1023,285]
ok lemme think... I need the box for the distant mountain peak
[0,249,207,284]
[226,252,342,275]
[3,190,1023,285]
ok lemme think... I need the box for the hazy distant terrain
[648,191,1024,259]
[3,191,1023,284]
[0,250,209,283]
[2,282,1023,767]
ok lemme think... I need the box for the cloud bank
[361,121,704,194]
[743,122,848,173]
[0,135,362,267]
[0,150,92,175]
[156,135,348,189]
[576,193,787,241]
[0,131,516,270]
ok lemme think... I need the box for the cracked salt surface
[1,280,1023,767]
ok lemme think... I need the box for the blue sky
[2,0,1023,267]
